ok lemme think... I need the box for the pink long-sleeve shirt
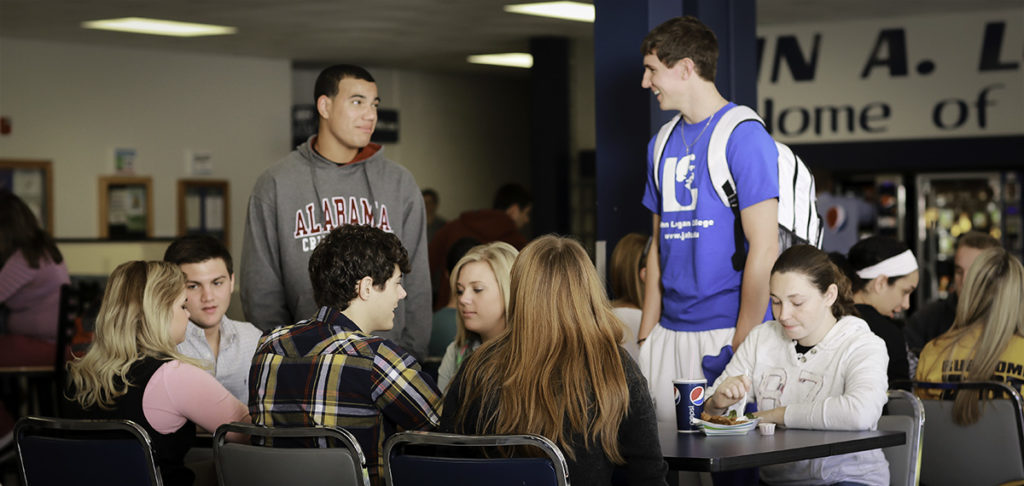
[0,250,70,341]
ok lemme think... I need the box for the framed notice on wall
[177,179,229,246]
[0,159,53,231]
[99,176,153,239]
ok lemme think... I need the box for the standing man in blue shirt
[636,16,780,424]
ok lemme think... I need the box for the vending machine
[914,171,1022,306]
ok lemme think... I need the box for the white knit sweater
[709,316,890,486]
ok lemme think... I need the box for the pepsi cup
[673,378,706,433]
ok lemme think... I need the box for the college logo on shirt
[662,154,698,213]
[293,196,393,252]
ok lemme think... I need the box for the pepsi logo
[690,386,705,406]
[674,386,681,405]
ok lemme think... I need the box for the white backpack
[653,104,824,271]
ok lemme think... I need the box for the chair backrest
[914,381,1024,486]
[15,415,162,486]
[213,422,369,486]
[383,431,570,486]
[879,389,924,486]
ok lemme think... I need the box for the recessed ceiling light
[82,17,237,37]
[467,53,534,69]
[503,1,595,23]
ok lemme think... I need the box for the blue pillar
[594,0,756,266]
[530,36,571,237]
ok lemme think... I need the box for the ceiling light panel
[467,53,534,68]
[82,17,237,37]
[503,2,595,23]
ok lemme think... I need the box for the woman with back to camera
[65,261,250,486]
[0,190,71,367]
[0,191,71,446]
[831,236,916,386]
[441,236,668,485]
[436,241,518,391]
[609,233,649,361]
[916,247,1024,425]
[707,245,890,486]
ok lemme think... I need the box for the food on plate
[701,410,755,426]
[701,411,744,425]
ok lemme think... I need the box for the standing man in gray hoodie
[241,64,431,360]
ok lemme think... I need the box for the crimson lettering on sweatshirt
[293,196,393,239]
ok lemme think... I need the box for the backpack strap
[652,114,683,191]
[706,105,766,271]
[706,105,765,208]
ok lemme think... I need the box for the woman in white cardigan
[707,244,890,486]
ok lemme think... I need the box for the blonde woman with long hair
[440,236,668,485]
[436,241,517,391]
[916,247,1024,425]
[65,261,249,486]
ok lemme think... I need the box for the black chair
[15,415,162,486]
[914,381,1024,486]
[383,431,570,486]
[213,422,369,486]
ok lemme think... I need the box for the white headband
[856,250,918,279]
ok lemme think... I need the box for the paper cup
[758,423,776,436]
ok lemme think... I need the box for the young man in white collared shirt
[165,235,263,404]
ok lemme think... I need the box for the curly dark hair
[309,224,410,310]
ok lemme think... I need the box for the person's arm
[637,214,661,343]
[733,198,778,349]
[144,361,251,443]
[706,326,759,415]
[400,182,433,361]
[373,341,442,431]
[781,337,889,430]
[240,188,291,331]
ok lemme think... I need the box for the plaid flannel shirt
[249,306,441,485]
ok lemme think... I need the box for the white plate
[690,417,761,436]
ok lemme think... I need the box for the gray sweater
[240,137,431,359]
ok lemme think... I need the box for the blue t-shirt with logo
[642,103,779,333]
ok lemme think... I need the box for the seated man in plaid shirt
[248,224,442,485]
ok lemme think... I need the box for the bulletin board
[0,159,53,231]
[99,176,153,239]
[177,179,229,246]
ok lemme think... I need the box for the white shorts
[638,325,735,425]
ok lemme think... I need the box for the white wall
[292,67,531,221]
[0,37,292,264]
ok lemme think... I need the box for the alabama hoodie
[241,137,430,360]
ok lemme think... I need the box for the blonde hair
[609,233,646,309]
[450,241,518,347]
[453,236,629,462]
[930,247,1024,425]
[67,261,198,409]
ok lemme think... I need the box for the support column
[530,36,571,237]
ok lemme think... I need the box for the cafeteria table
[659,425,905,472]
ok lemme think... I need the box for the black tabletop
[659,426,905,472]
